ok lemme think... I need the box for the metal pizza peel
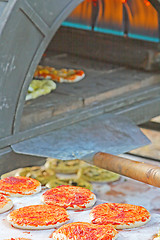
[12,113,160,188]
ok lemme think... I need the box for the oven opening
[20,0,160,134]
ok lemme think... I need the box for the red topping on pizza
[51,222,118,240]
[41,185,96,209]
[0,177,41,196]
[5,238,31,240]
[0,194,10,208]
[34,65,85,83]
[90,203,151,228]
[7,205,69,229]
[0,193,13,213]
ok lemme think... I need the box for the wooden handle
[93,152,160,188]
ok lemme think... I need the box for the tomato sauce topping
[34,66,84,82]
[8,205,69,227]
[0,194,10,208]
[52,222,117,240]
[90,203,151,226]
[5,238,31,240]
[0,177,40,195]
[42,185,95,208]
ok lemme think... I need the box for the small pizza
[4,238,31,240]
[0,176,41,197]
[7,204,69,230]
[0,194,13,213]
[51,222,118,240]
[41,185,96,209]
[45,158,81,174]
[90,203,151,229]
[34,65,85,83]
[77,165,120,182]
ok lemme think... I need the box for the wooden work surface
[21,53,160,131]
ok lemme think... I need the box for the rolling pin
[93,152,160,188]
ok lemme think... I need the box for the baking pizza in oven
[34,65,85,83]
[41,185,96,209]
[51,222,118,240]
[0,194,13,213]
[90,202,151,229]
[0,176,41,197]
[7,204,69,230]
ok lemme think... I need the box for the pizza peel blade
[11,113,160,188]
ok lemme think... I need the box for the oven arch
[0,0,84,143]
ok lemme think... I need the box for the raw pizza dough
[41,185,96,209]
[90,202,151,229]
[51,222,118,240]
[0,177,41,197]
[0,194,13,213]
[7,204,69,230]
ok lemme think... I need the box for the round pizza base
[51,222,118,240]
[0,194,13,213]
[7,204,69,230]
[41,185,96,209]
[5,238,31,240]
[90,203,151,229]
[0,177,41,197]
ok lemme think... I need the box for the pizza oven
[0,0,160,171]
[0,1,160,239]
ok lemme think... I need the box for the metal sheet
[12,114,150,160]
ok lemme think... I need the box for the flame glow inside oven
[62,0,159,42]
